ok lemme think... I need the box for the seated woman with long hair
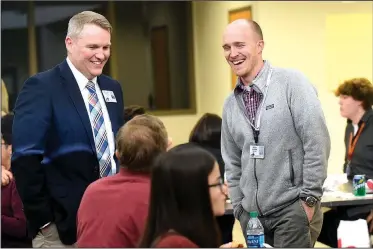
[139,143,238,248]
[189,113,235,244]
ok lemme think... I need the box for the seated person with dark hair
[1,114,32,248]
[77,114,172,247]
[189,113,235,244]
[124,105,146,123]
[139,143,242,248]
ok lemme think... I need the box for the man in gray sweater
[221,19,331,247]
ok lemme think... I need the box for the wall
[147,2,189,109]
[159,1,372,175]
[37,25,66,72]
[1,28,29,96]
[325,12,373,91]
[114,2,189,109]
[115,2,151,108]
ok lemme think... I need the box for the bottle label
[247,234,264,248]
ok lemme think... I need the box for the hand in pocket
[300,201,315,222]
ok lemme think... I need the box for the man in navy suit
[11,11,124,247]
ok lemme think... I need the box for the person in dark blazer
[189,113,235,244]
[11,11,124,247]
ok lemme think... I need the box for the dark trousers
[318,208,370,248]
[216,214,235,244]
[238,199,323,248]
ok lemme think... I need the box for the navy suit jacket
[11,60,124,245]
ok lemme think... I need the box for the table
[321,182,373,208]
[225,182,373,214]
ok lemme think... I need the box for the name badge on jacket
[102,90,117,103]
[250,144,265,159]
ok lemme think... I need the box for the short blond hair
[67,11,112,38]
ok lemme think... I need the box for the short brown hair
[124,105,146,123]
[116,114,168,173]
[67,11,112,38]
[335,77,373,110]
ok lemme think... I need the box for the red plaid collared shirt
[237,83,263,125]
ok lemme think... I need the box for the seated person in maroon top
[139,144,241,248]
[76,114,171,248]
[1,114,32,248]
[2,165,13,187]
[2,114,13,187]
[151,231,199,248]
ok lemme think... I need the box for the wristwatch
[300,196,318,207]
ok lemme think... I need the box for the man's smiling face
[65,23,111,80]
[222,21,263,79]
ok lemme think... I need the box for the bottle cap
[249,211,258,218]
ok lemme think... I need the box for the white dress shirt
[66,57,116,174]
[353,123,359,136]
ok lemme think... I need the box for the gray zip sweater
[221,61,331,218]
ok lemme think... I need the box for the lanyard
[347,122,365,161]
[248,69,272,144]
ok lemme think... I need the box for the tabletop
[225,182,373,214]
[321,182,373,208]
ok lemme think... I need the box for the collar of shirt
[347,108,373,126]
[235,60,271,94]
[361,108,373,123]
[66,57,98,90]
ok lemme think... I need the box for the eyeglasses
[208,177,225,194]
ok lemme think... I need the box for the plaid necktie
[86,80,112,177]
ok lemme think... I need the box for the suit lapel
[58,60,96,154]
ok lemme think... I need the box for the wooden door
[151,26,171,110]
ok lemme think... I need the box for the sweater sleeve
[287,70,331,199]
[1,180,28,238]
[221,97,244,218]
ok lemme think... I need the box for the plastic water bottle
[246,211,265,248]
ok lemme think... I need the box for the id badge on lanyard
[249,69,272,160]
[346,122,365,175]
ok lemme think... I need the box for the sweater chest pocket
[231,122,250,151]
